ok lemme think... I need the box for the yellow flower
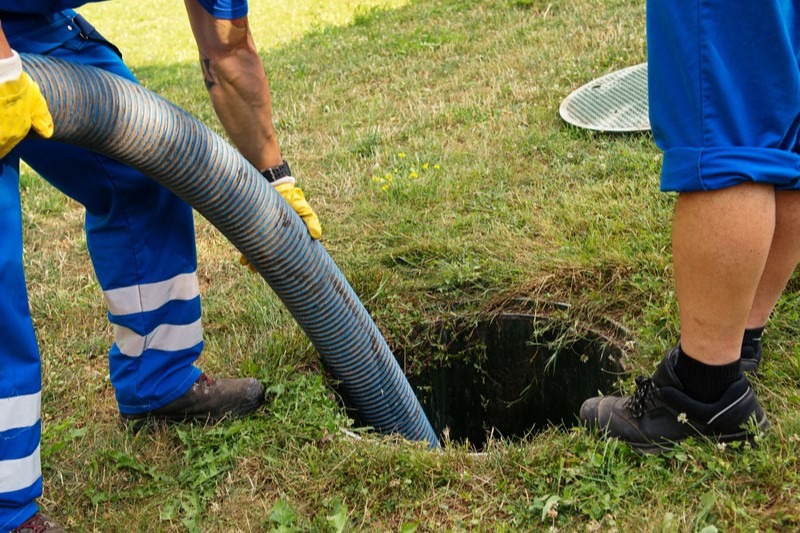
[423,163,429,170]
[434,164,441,170]
[398,152,406,159]
[409,171,418,179]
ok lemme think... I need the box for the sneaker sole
[627,415,770,455]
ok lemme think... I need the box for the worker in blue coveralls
[581,1,800,453]
[0,1,320,531]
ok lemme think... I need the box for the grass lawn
[18,0,800,530]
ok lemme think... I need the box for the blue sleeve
[0,0,108,15]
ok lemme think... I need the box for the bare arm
[183,0,282,172]
[0,20,14,58]
[182,1,321,242]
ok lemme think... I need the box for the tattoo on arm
[198,16,249,90]
[201,57,215,90]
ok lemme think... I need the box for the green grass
[19,0,800,530]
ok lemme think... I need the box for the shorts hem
[660,146,800,192]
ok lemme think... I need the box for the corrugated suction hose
[21,53,439,448]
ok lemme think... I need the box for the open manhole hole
[404,311,628,450]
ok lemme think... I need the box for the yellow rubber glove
[0,54,54,159]
[273,181,322,240]
[239,178,322,272]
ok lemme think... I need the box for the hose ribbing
[22,53,439,447]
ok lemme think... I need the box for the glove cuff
[271,176,296,187]
[0,50,22,85]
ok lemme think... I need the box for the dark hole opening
[405,313,628,450]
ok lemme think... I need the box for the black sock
[673,346,743,403]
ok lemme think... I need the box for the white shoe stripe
[708,389,751,425]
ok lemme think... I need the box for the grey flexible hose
[21,53,439,448]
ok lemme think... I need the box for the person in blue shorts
[0,1,320,531]
[580,0,800,453]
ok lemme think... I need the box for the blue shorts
[647,0,800,192]
[195,0,249,19]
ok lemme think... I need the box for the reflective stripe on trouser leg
[18,142,204,415]
[0,155,43,531]
[17,38,204,415]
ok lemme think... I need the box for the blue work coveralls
[0,2,208,528]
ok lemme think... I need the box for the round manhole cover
[560,63,650,132]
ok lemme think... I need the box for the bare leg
[673,182,775,364]
[183,0,282,170]
[747,191,800,328]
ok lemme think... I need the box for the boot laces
[626,376,655,418]
[13,514,55,533]
[196,373,214,387]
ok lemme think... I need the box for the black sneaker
[580,347,769,454]
[740,340,761,374]
[121,374,265,427]
[11,512,66,532]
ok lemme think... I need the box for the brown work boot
[121,374,265,427]
[11,512,65,532]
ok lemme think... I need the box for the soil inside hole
[405,312,628,450]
